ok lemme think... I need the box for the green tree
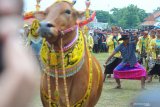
[138,9,148,22]
[95,4,147,29]
[96,10,112,23]
[154,7,160,12]
[110,4,147,28]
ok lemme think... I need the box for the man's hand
[103,64,106,68]
[104,51,117,66]
[105,60,108,65]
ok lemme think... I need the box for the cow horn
[72,0,77,5]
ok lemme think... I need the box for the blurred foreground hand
[0,0,40,107]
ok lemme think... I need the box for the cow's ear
[76,11,85,19]
[33,11,46,21]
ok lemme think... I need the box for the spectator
[87,33,94,52]
[93,33,100,53]
[98,33,103,52]
[101,34,107,52]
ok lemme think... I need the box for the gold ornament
[29,20,40,38]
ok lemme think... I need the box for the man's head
[142,31,148,38]
[119,33,129,44]
[112,31,118,36]
[133,31,138,36]
[111,26,119,36]
[123,38,129,44]
[150,29,156,38]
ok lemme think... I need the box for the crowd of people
[98,26,160,89]
[21,18,160,90]
[22,21,160,88]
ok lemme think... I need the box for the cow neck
[52,28,78,52]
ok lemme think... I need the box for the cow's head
[39,1,84,45]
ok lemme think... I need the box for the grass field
[31,53,160,107]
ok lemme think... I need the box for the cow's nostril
[47,23,54,28]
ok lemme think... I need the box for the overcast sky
[24,0,160,13]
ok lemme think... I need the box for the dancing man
[104,33,147,89]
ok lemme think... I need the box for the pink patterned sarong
[113,63,147,80]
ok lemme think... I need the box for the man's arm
[105,51,117,64]
[105,44,121,65]
[134,35,139,44]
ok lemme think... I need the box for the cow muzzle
[39,22,58,38]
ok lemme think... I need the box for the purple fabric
[114,63,147,80]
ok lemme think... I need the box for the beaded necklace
[40,30,85,78]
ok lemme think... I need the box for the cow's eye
[65,10,71,14]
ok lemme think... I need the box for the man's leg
[97,44,99,53]
[93,44,95,53]
[96,44,98,53]
[147,75,153,83]
[141,77,145,89]
[103,73,107,82]
[107,74,111,78]
[115,78,121,89]
[147,64,157,83]
[139,57,143,64]
[154,75,158,79]
[158,66,160,82]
